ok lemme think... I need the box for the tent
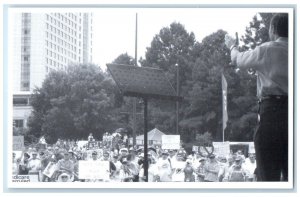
[129,128,165,145]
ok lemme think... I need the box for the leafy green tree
[27,64,117,143]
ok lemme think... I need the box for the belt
[258,95,288,103]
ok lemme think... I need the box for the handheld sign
[162,135,180,150]
[212,142,230,157]
[78,160,110,180]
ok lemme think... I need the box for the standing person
[223,156,248,182]
[196,158,206,182]
[225,13,288,181]
[244,153,257,182]
[19,153,30,175]
[157,151,172,182]
[204,154,220,182]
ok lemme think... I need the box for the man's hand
[225,34,236,49]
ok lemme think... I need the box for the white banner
[162,135,180,150]
[212,142,230,157]
[78,160,110,180]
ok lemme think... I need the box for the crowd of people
[12,133,257,182]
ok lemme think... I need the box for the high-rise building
[12,12,93,129]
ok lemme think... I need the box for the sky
[92,8,261,71]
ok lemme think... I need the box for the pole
[176,63,179,134]
[132,13,138,146]
[143,98,148,182]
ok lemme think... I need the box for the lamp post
[175,63,179,135]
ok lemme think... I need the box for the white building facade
[12,12,93,129]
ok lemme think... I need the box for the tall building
[12,12,93,129]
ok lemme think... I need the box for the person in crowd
[118,148,129,161]
[204,154,220,182]
[19,152,30,175]
[196,158,206,182]
[39,151,51,182]
[223,155,248,182]
[119,159,134,182]
[88,133,94,142]
[57,173,71,182]
[218,156,229,182]
[55,151,75,181]
[225,13,288,181]
[244,153,257,182]
[13,157,21,175]
[126,153,139,182]
[28,151,41,175]
[101,151,117,179]
[157,151,172,182]
[111,154,122,181]
[171,151,186,182]
[183,159,196,182]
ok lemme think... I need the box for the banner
[43,162,57,178]
[12,175,39,182]
[78,160,110,180]
[212,142,230,157]
[162,135,180,150]
[13,136,24,151]
[222,74,228,141]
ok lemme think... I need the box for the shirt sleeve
[231,44,267,70]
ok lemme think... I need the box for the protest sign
[212,142,230,157]
[78,160,110,180]
[192,146,199,152]
[13,136,24,151]
[199,146,213,155]
[43,162,57,178]
[162,135,180,150]
[77,141,88,149]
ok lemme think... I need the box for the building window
[13,119,24,128]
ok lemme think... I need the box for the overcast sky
[92,8,261,70]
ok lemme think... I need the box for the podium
[107,64,182,181]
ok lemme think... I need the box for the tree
[185,30,231,140]
[27,64,117,143]
[140,22,196,136]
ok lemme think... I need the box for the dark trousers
[254,97,288,181]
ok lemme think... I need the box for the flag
[222,74,228,141]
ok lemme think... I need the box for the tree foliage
[28,64,117,143]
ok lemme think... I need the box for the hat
[235,155,242,161]
[120,148,128,152]
[208,154,216,158]
[24,153,30,158]
[199,157,206,162]
[58,173,71,182]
